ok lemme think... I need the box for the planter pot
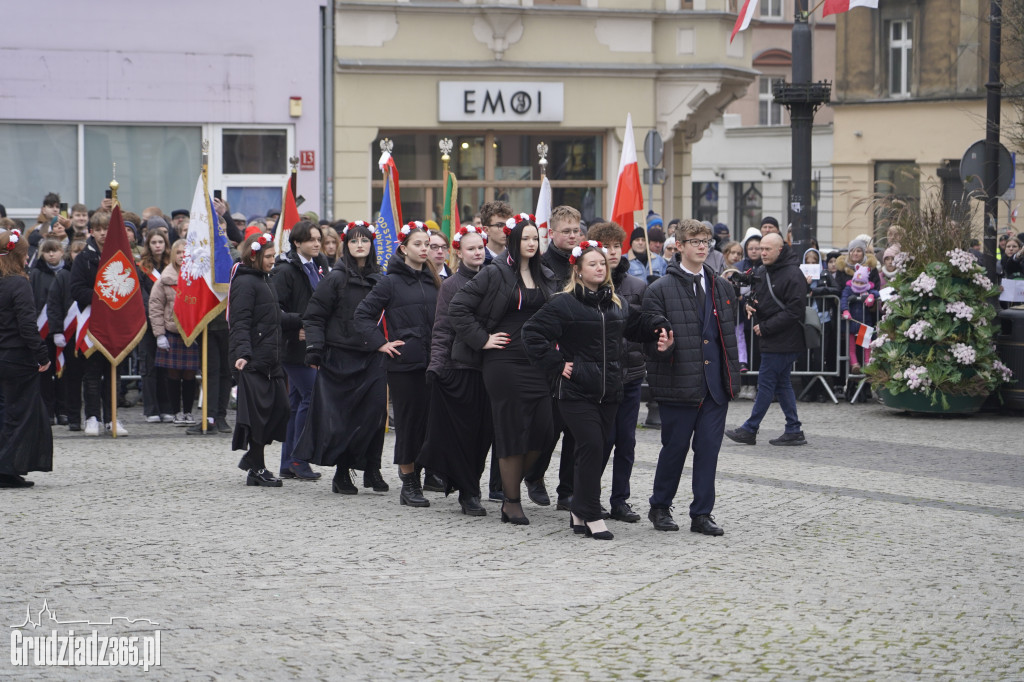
[877,388,986,415]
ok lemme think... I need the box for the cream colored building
[332,0,759,226]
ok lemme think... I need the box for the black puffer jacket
[270,250,330,365]
[353,256,438,373]
[643,261,741,405]
[541,244,573,288]
[302,262,382,354]
[69,237,103,311]
[0,274,49,366]
[448,257,557,351]
[228,265,283,376]
[430,262,482,374]
[612,257,648,383]
[28,258,59,314]
[751,243,808,354]
[523,284,665,404]
[46,266,73,334]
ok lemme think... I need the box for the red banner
[88,205,147,365]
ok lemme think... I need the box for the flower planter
[877,388,986,415]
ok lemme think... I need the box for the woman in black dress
[296,221,388,495]
[229,233,291,488]
[0,229,53,488]
[417,225,493,516]
[353,221,440,508]
[448,213,556,525]
[523,241,670,539]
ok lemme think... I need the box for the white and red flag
[536,174,552,251]
[173,173,228,346]
[611,113,644,233]
[36,306,49,339]
[730,0,760,43]
[273,180,302,257]
[823,0,878,17]
[855,324,874,348]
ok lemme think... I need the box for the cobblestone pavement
[2,400,1022,680]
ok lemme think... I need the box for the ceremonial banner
[611,113,644,232]
[376,149,403,272]
[440,169,459,241]
[87,205,147,365]
[174,174,228,346]
[273,181,301,257]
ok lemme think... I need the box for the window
[760,0,783,19]
[733,181,762,232]
[692,182,719,225]
[874,161,920,231]
[222,129,287,175]
[370,132,604,224]
[888,20,913,97]
[758,77,785,126]
[0,123,77,209]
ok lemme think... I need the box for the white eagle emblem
[99,260,137,302]
[181,244,211,285]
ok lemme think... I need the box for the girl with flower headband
[448,213,557,525]
[416,224,494,516]
[292,220,391,495]
[353,220,440,508]
[227,233,290,488]
[0,229,54,488]
[523,240,672,539]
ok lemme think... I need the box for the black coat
[228,265,283,376]
[643,261,741,405]
[46,266,73,335]
[612,257,648,383]
[28,258,59,314]
[541,244,573,288]
[523,284,664,404]
[448,257,557,352]
[353,256,438,373]
[302,262,382,355]
[0,274,48,366]
[751,243,808,354]
[69,237,102,312]
[429,262,482,374]
[270,251,330,365]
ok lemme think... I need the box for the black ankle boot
[399,471,429,508]
[458,493,487,517]
[363,468,389,492]
[332,468,358,495]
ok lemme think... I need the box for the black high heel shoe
[584,520,613,540]
[500,497,529,525]
[569,512,586,535]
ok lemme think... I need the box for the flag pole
[439,137,456,269]
[537,142,549,251]
[289,156,299,201]
[110,164,119,208]
[200,139,211,434]
[111,363,118,438]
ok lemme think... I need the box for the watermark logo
[10,600,161,671]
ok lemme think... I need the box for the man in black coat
[643,219,740,536]
[726,233,808,446]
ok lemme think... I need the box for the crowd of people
[3,192,1022,539]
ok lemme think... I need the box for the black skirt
[0,351,53,476]
[294,347,386,470]
[388,370,429,466]
[483,355,553,458]
[416,369,493,495]
[231,369,289,451]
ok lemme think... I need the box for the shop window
[692,182,719,226]
[0,123,77,210]
[733,181,762,233]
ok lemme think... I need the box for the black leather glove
[304,349,322,367]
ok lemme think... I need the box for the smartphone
[60,202,68,218]
[214,189,222,200]
[105,189,112,200]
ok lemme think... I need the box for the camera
[727,268,760,287]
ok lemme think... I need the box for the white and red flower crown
[399,221,427,243]
[250,233,272,251]
[343,220,376,240]
[569,240,607,265]
[452,224,488,249]
[503,213,536,235]
[1,229,22,255]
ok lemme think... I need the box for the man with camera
[725,233,808,446]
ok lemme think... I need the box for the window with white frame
[888,20,913,97]
[758,77,785,126]
[760,0,783,19]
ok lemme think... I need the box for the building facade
[332,0,758,226]
[0,1,329,222]
[691,1,836,246]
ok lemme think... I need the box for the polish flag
[273,180,301,256]
[730,0,760,43]
[37,305,49,339]
[855,324,874,347]
[611,113,644,232]
[147,268,161,283]
[822,0,878,17]
[76,304,94,357]
[536,174,552,251]
[63,301,79,342]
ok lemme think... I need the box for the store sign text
[438,82,564,122]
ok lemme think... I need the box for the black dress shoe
[363,469,389,492]
[215,417,232,433]
[725,427,757,445]
[584,521,613,540]
[769,431,807,446]
[279,469,297,479]
[332,468,358,495]
[555,495,573,511]
[488,490,505,502]
[459,495,487,516]
[286,460,322,480]
[526,479,551,506]
[610,503,641,523]
[68,423,81,432]
[648,507,679,531]
[0,474,35,488]
[500,498,529,525]
[185,422,216,435]
[600,506,611,520]
[246,469,283,488]
[422,472,446,493]
[57,415,69,426]
[690,514,724,536]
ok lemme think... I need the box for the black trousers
[206,328,232,419]
[388,370,429,466]
[559,399,617,523]
[527,400,576,498]
[83,353,112,423]
[62,348,86,426]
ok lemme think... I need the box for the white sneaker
[105,421,129,436]
[84,417,100,437]
[160,413,175,423]
[173,412,188,426]
[182,413,196,425]
[145,415,161,423]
